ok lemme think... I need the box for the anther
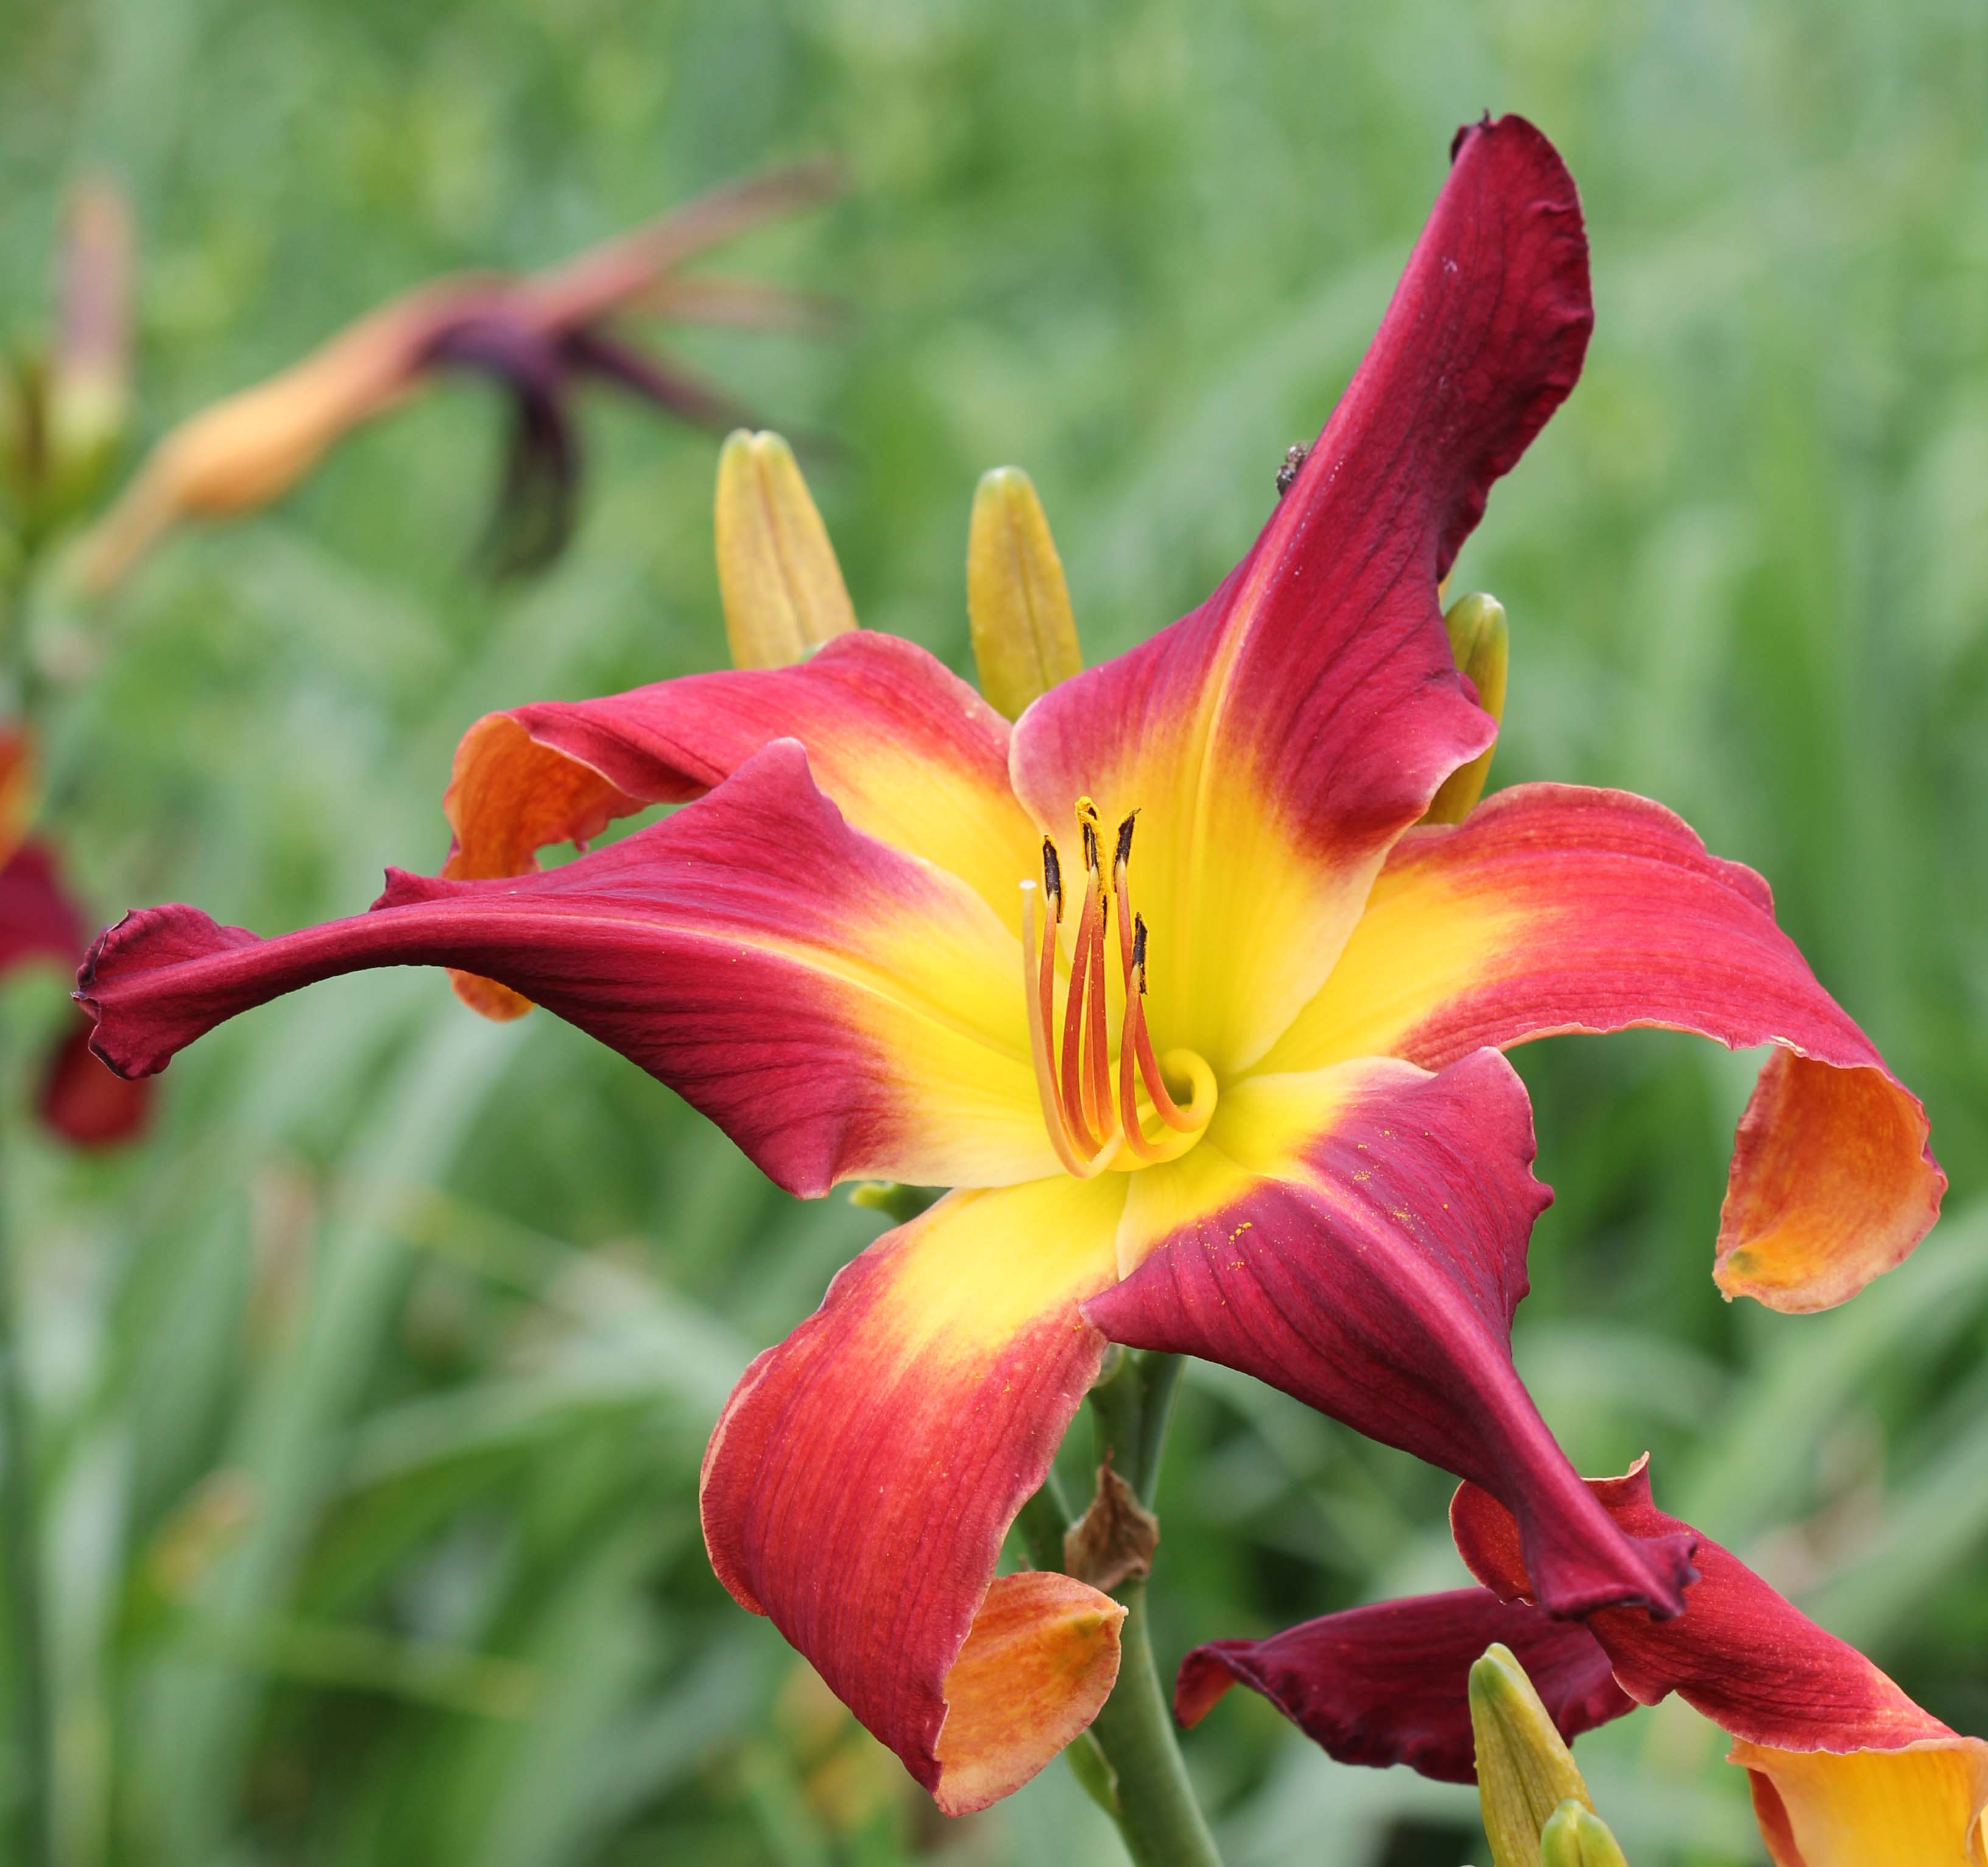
[1040,836,1063,921]
[1113,810,1138,873]
[1131,913,1148,992]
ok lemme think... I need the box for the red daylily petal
[1264,783,1943,1311]
[1453,1458,1949,1749]
[80,741,1055,1194]
[0,839,86,976]
[2,841,153,1150]
[445,630,1039,923]
[1175,1587,1630,1783]
[700,1174,1129,1813]
[1084,1051,1696,1618]
[1009,114,1587,1074]
[1454,1461,1988,1864]
[38,1011,153,1147]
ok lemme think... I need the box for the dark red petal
[1176,1588,1632,1784]
[79,740,1055,1195]
[1086,1051,1697,1619]
[1010,116,1590,1071]
[1451,1460,1953,1753]
[1267,783,1942,1312]
[38,1010,152,1147]
[0,839,86,976]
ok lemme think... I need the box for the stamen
[1112,811,1139,977]
[1076,803,1113,1141]
[1060,874,1103,1151]
[1040,836,1063,922]
[1020,882,1105,1179]
[1119,909,1199,1133]
[1116,918,1168,1160]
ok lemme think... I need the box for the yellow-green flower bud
[1540,1798,1630,1867]
[46,180,134,502]
[966,465,1081,719]
[1423,591,1508,825]
[714,429,858,669]
[1471,1642,1593,1867]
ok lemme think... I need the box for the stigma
[1019,798,1214,1178]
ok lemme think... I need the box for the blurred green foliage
[1,1,1984,1863]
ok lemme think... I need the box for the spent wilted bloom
[75,118,1938,1810]
[1180,1458,1987,1866]
[0,730,149,1147]
[72,163,837,588]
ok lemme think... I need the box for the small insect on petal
[1423,591,1508,825]
[967,466,1082,719]
[714,429,858,670]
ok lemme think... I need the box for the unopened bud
[966,466,1081,719]
[46,179,133,498]
[1540,1799,1630,1867]
[1423,591,1507,825]
[1471,1643,1593,1867]
[714,429,856,670]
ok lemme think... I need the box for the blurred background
[1,1,1984,1862]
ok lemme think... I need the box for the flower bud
[1470,1642,1593,1867]
[1540,1799,1631,1867]
[714,429,858,669]
[45,179,134,502]
[967,466,1082,719]
[1423,591,1507,825]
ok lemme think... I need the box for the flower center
[1018,796,1216,1179]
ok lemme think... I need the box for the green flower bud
[1423,591,1507,824]
[1470,1642,1593,1867]
[1540,1797,1630,1866]
[967,466,1082,719]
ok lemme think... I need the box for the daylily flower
[74,116,1938,1811]
[1178,1459,1988,1866]
[0,730,150,1147]
[72,163,836,587]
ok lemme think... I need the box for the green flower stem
[0,1078,53,1867]
[1086,1575,1222,1867]
[1021,1349,1221,1866]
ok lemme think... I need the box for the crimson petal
[1176,1588,1632,1783]
[1087,1051,1697,1618]
[79,740,1055,1194]
[1452,1458,1953,1751]
[1266,783,1944,1312]
[1009,114,1591,1074]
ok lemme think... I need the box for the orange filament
[1023,801,1206,1175]
[1112,870,1198,1134]
[1020,881,1107,1178]
[1059,879,1101,1152]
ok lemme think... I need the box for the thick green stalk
[0,1092,53,1867]
[1028,1348,1221,1867]
[1086,1577,1222,1867]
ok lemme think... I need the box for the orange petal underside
[932,1572,1125,1816]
